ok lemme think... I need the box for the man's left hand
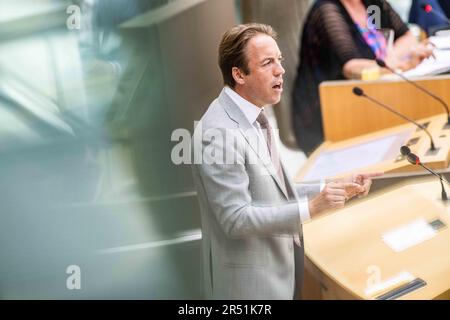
[338,172,384,199]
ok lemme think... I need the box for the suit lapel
[219,89,290,199]
[281,161,298,201]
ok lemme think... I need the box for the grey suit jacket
[192,88,320,299]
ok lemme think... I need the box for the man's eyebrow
[260,55,280,62]
[260,54,283,63]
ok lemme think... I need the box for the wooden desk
[319,75,450,142]
[295,114,450,183]
[302,176,450,300]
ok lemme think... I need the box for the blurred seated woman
[292,0,434,154]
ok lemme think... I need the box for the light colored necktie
[257,111,302,247]
[256,110,288,196]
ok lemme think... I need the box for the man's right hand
[308,182,364,218]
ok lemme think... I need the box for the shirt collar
[224,86,263,125]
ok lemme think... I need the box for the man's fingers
[324,188,346,196]
[358,172,384,179]
[329,182,362,189]
[342,182,365,192]
[323,176,377,208]
[355,180,372,198]
[331,200,345,208]
[327,195,346,202]
[331,198,345,203]
[328,182,364,194]
[363,180,373,195]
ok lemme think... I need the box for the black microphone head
[406,153,420,165]
[353,87,364,96]
[400,145,411,156]
[375,59,386,68]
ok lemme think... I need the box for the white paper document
[429,35,450,50]
[382,218,437,252]
[302,130,411,181]
[403,37,450,77]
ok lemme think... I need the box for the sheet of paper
[403,48,450,78]
[302,130,411,181]
[382,218,437,253]
[429,35,450,50]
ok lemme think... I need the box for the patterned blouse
[292,0,409,154]
[356,23,388,60]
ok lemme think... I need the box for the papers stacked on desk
[429,35,450,50]
[402,35,450,78]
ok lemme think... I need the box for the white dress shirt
[224,86,311,223]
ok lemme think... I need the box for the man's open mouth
[272,83,283,90]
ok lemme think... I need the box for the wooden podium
[295,113,450,183]
[302,176,450,300]
[319,75,450,142]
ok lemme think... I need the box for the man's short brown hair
[218,23,277,88]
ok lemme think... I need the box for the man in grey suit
[192,23,380,299]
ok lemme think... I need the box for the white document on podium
[302,130,411,181]
[382,218,437,253]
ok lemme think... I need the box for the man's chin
[270,95,282,106]
[260,94,282,107]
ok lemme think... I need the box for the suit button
[289,243,293,250]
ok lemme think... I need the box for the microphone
[353,87,437,151]
[401,145,449,201]
[400,145,412,156]
[376,58,450,127]
[421,3,450,24]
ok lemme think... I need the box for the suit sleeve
[295,182,321,200]
[194,128,302,239]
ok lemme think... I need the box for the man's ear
[232,67,245,85]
